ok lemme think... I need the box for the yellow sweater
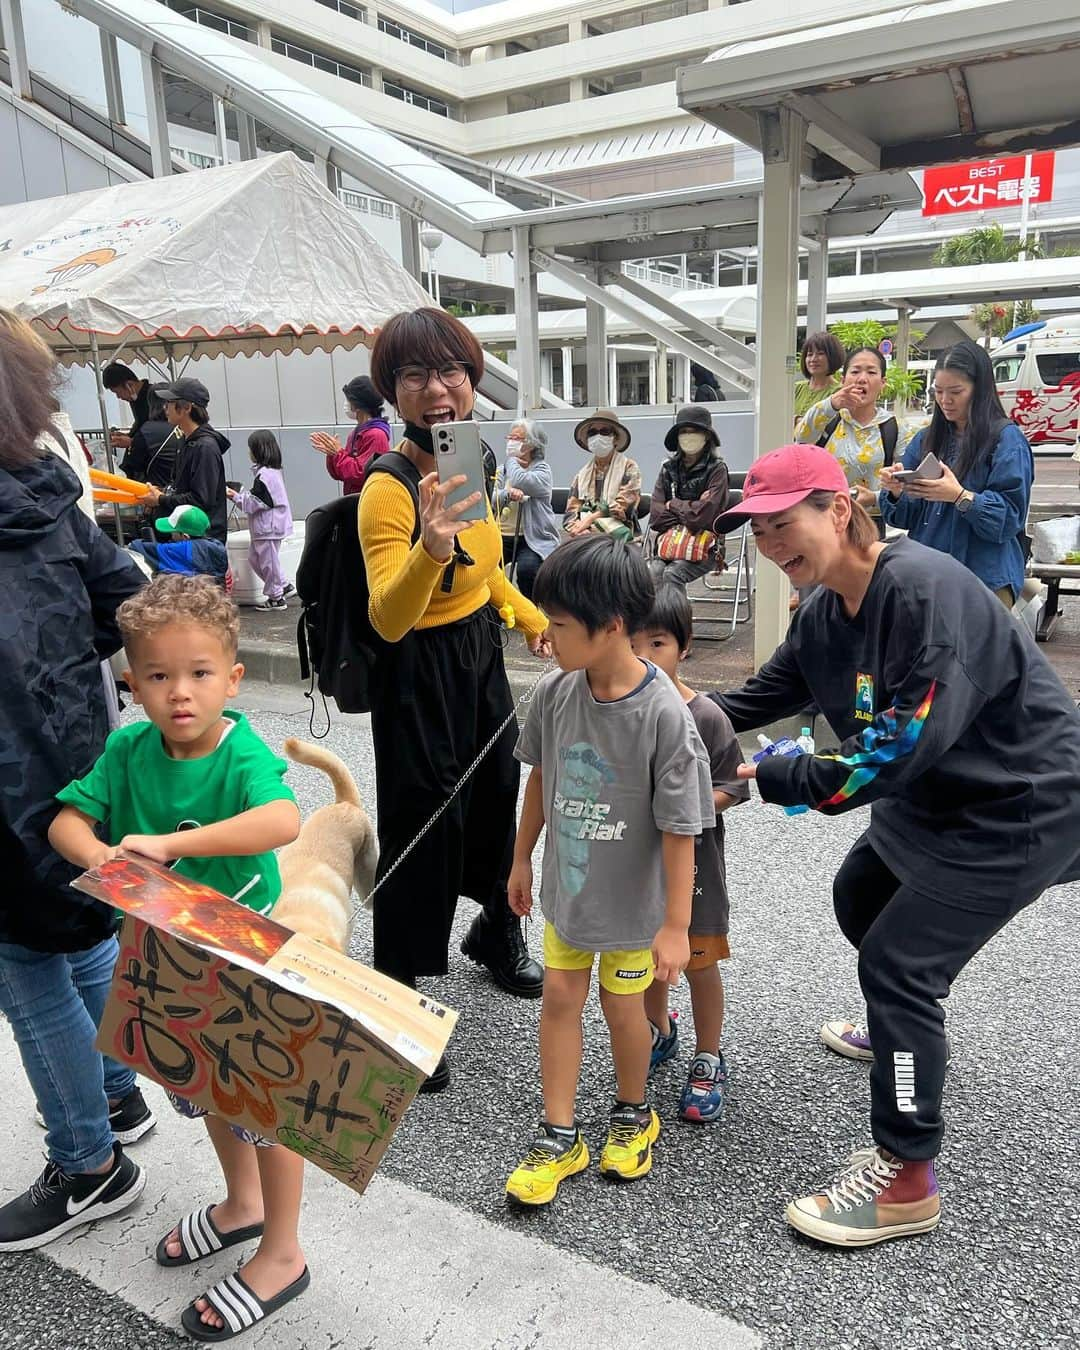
[359,471,547,643]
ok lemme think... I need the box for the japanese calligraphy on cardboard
[77,855,456,1196]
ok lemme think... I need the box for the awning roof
[0,152,431,365]
[679,0,1080,178]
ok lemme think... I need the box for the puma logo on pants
[894,1051,917,1113]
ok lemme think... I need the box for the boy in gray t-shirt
[506,536,714,1208]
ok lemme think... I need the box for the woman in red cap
[709,443,1080,1249]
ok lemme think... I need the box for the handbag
[591,515,633,543]
[656,524,714,563]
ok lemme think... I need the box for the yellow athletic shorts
[686,933,731,972]
[543,922,653,995]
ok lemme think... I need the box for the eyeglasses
[394,362,472,393]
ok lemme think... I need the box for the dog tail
[283,738,362,807]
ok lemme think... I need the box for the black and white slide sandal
[155,1206,265,1268]
[181,1266,311,1341]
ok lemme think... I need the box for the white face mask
[587,433,615,455]
[507,439,527,456]
[345,404,357,420]
[678,430,708,455]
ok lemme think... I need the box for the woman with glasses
[879,340,1033,606]
[492,417,560,600]
[360,308,549,1093]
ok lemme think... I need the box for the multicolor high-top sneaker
[785,1147,940,1247]
[819,1019,874,1060]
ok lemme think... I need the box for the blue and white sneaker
[648,1013,679,1073]
[678,1051,728,1123]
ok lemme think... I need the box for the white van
[992,317,1080,446]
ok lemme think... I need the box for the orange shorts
[686,933,730,972]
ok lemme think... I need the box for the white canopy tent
[0,150,431,366]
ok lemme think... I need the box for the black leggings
[833,833,1035,1159]
[369,609,518,983]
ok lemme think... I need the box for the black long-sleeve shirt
[156,425,230,542]
[712,537,1080,910]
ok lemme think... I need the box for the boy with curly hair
[49,574,308,1341]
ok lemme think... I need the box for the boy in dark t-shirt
[632,586,747,1122]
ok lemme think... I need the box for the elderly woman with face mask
[647,405,730,589]
[564,410,641,538]
[493,417,561,601]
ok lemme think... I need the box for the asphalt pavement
[2,678,1078,1349]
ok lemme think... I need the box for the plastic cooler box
[227,522,306,606]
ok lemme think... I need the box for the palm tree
[932,224,1045,267]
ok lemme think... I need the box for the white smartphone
[893,452,944,482]
[432,421,488,523]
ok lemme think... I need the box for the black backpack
[295,451,421,715]
[817,413,899,465]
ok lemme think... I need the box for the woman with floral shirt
[794,346,915,536]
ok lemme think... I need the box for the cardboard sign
[77,855,457,1196]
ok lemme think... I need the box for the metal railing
[339,188,398,219]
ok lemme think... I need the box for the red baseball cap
[715,444,849,532]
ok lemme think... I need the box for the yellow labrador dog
[273,739,378,953]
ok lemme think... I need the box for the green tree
[932,223,1045,267]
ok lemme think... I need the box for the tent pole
[89,333,126,547]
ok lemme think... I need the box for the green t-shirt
[793,374,841,421]
[57,711,295,915]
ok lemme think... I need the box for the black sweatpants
[833,833,1036,1160]
[369,608,519,984]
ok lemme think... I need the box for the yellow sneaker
[599,1104,660,1181]
[506,1125,590,1206]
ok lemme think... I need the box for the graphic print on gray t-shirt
[515,663,715,953]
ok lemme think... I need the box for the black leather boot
[418,1054,450,1094]
[461,906,543,998]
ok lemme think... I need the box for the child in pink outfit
[228,430,294,611]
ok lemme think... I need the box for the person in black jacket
[0,310,151,1252]
[102,361,151,453]
[142,378,229,541]
[648,405,729,589]
[119,389,180,489]
[711,442,1080,1250]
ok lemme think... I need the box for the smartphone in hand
[433,421,488,523]
[893,452,944,482]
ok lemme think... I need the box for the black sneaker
[254,596,287,611]
[35,1087,157,1146]
[282,583,296,598]
[109,1087,156,1145]
[0,1144,145,1251]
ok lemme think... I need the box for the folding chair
[690,473,755,641]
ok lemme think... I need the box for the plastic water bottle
[753,733,810,817]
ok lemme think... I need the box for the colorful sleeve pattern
[815,681,937,808]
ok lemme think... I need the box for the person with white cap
[709,442,1080,1249]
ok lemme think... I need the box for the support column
[237,112,258,161]
[140,52,172,177]
[212,95,229,166]
[0,0,31,100]
[511,225,540,413]
[894,304,912,371]
[586,297,607,406]
[399,212,422,281]
[656,341,668,404]
[256,20,272,49]
[608,348,618,405]
[805,223,828,336]
[100,31,125,124]
[561,346,574,403]
[647,352,657,406]
[677,353,692,402]
[754,107,805,668]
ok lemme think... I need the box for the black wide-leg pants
[369,609,519,984]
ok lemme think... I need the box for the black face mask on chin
[402,412,474,457]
